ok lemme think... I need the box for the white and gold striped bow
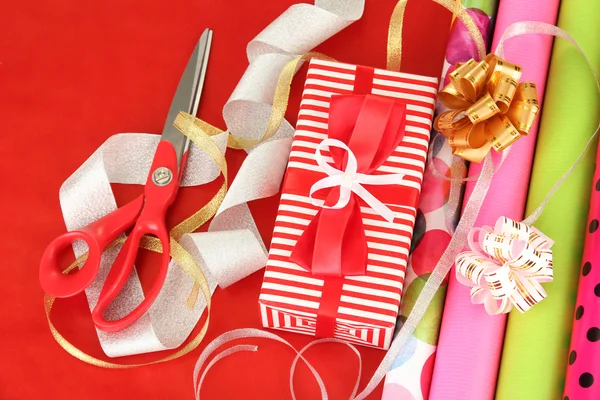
[455,217,554,315]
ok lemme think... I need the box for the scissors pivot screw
[152,167,173,186]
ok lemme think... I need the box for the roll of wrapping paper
[563,142,600,399]
[383,1,498,399]
[428,1,560,400]
[496,1,600,399]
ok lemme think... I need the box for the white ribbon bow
[310,138,405,223]
[455,217,554,315]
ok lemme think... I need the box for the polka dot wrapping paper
[383,1,498,398]
[563,145,600,399]
[495,0,600,398]
[381,132,460,399]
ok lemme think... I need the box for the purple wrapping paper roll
[428,1,560,399]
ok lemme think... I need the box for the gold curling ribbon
[387,0,486,71]
[434,54,540,163]
[46,112,226,367]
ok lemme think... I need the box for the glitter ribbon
[47,113,228,364]
[455,217,554,315]
[46,0,366,363]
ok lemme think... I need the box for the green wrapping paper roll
[495,1,600,399]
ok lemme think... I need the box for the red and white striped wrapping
[258,59,438,349]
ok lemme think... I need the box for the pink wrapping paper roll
[382,2,497,399]
[428,1,560,399]
[564,144,600,399]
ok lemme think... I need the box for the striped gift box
[258,59,438,349]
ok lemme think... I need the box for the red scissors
[39,29,213,332]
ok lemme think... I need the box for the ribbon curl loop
[455,217,554,315]
[435,54,540,163]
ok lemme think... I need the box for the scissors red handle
[39,194,144,298]
[39,29,212,332]
[39,141,180,332]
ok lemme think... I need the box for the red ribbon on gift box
[283,65,420,338]
[289,94,409,276]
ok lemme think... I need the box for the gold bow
[434,54,540,163]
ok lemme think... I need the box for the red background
[0,1,450,398]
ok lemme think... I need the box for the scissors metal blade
[160,28,213,172]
